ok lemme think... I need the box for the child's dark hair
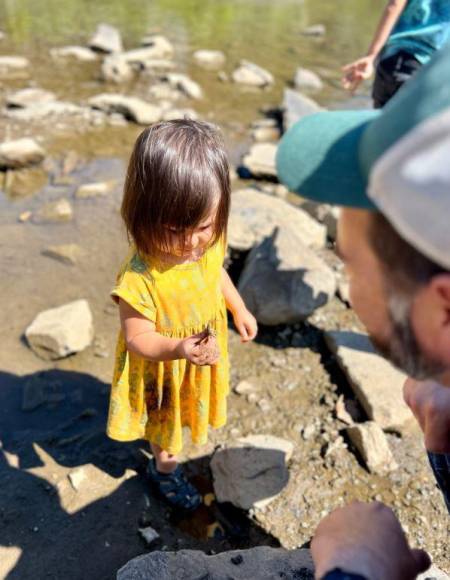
[121,119,231,257]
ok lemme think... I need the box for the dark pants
[372,50,422,108]
[428,451,450,513]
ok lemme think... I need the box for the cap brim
[276,109,380,209]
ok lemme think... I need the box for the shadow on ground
[0,369,280,580]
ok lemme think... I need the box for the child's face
[165,204,218,258]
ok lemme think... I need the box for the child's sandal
[147,460,201,511]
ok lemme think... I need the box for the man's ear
[413,274,450,365]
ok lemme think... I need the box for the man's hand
[232,307,258,342]
[311,501,430,580]
[404,378,450,453]
[342,56,375,92]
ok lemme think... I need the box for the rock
[294,67,323,92]
[34,198,73,223]
[25,299,94,360]
[251,126,280,142]
[242,143,277,178]
[234,380,258,396]
[0,139,45,170]
[211,435,293,510]
[117,547,314,580]
[335,395,354,426]
[139,526,160,547]
[140,35,174,57]
[325,331,413,431]
[238,227,336,325]
[417,565,450,580]
[4,101,84,121]
[122,39,174,70]
[75,180,117,198]
[6,88,56,108]
[162,108,198,121]
[68,467,87,490]
[229,188,326,251]
[232,60,274,87]
[337,276,350,304]
[88,93,162,125]
[50,46,97,61]
[101,54,133,83]
[0,56,29,73]
[193,49,225,69]
[22,375,47,411]
[300,201,340,240]
[41,244,83,265]
[301,24,326,36]
[89,23,122,54]
[347,421,398,475]
[301,424,317,440]
[282,88,322,130]
[148,83,182,101]
[19,210,32,222]
[162,73,203,100]
[3,167,47,198]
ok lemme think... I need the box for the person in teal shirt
[342,0,450,107]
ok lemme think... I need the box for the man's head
[338,208,450,379]
[276,43,450,380]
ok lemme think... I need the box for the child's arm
[221,268,258,342]
[342,0,408,92]
[119,299,217,365]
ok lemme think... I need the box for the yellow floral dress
[107,239,229,455]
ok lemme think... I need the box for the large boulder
[238,227,336,325]
[347,421,398,475]
[25,299,94,360]
[211,435,294,510]
[228,188,326,251]
[282,88,321,130]
[232,60,274,87]
[242,143,277,178]
[117,547,314,580]
[0,138,45,169]
[88,94,162,124]
[325,331,413,431]
[89,23,122,53]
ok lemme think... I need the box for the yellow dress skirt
[107,240,229,455]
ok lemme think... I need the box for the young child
[107,119,257,511]
[342,0,450,107]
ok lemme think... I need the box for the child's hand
[233,308,258,342]
[179,330,220,366]
[342,56,375,92]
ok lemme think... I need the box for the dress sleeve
[111,256,157,322]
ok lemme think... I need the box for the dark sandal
[147,460,201,511]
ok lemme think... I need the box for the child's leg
[150,442,178,473]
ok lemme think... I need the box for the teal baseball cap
[276,43,450,268]
[276,42,450,209]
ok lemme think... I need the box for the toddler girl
[107,119,257,510]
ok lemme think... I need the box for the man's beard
[370,293,446,380]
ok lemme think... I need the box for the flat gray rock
[193,49,225,68]
[6,88,56,108]
[89,94,162,125]
[294,67,323,92]
[50,46,97,61]
[211,435,293,510]
[242,142,277,178]
[325,331,413,431]
[118,547,314,580]
[229,188,326,251]
[232,60,274,87]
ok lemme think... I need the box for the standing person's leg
[427,452,450,513]
[372,50,422,108]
